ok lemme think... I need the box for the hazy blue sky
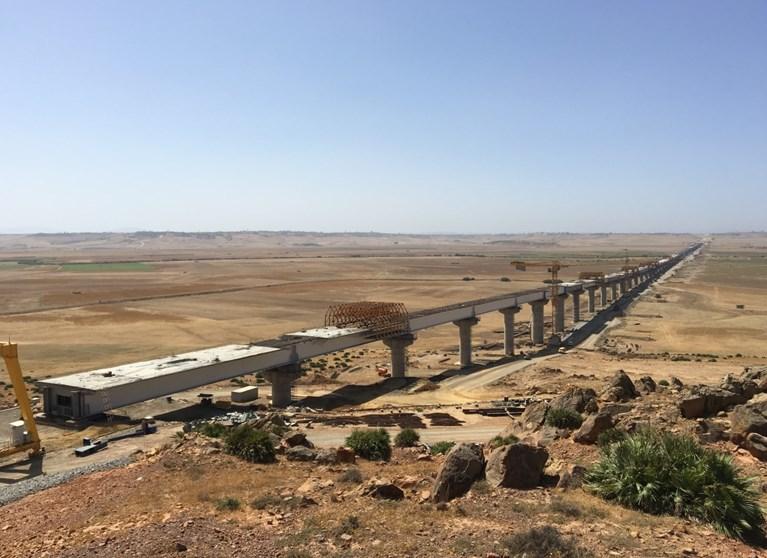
[1,1,765,234]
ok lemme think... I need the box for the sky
[1,1,765,234]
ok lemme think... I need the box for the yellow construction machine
[0,342,43,459]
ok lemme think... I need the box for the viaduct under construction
[37,243,702,419]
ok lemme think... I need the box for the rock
[730,400,767,444]
[556,464,588,489]
[431,443,485,503]
[485,443,548,489]
[285,446,317,462]
[517,401,549,430]
[743,366,767,392]
[314,448,338,465]
[746,433,767,461]
[573,413,614,444]
[600,370,639,402]
[598,402,635,417]
[679,385,747,418]
[695,419,729,444]
[549,387,598,414]
[521,425,565,447]
[670,376,684,388]
[283,432,313,448]
[340,533,353,542]
[362,481,405,500]
[634,376,657,394]
[335,447,356,464]
[175,542,188,552]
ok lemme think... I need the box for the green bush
[215,497,241,511]
[545,407,583,429]
[394,428,420,448]
[430,441,456,455]
[224,425,276,463]
[488,434,519,449]
[658,379,670,386]
[345,428,392,461]
[195,422,228,438]
[503,525,592,558]
[596,428,627,448]
[586,428,764,540]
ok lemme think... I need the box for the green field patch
[59,262,153,272]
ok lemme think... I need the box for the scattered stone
[485,443,548,489]
[282,432,313,448]
[670,376,684,388]
[335,447,356,464]
[634,375,657,394]
[174,542,187,552]
[431,443,485,503]
[573,412,614,444]
[362,481,405,500]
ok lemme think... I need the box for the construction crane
[510,260,570,329]
[0,342,43,459]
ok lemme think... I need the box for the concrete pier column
[453,317,479,368]
[571,290,582,322]
[586,286,597,313]
[553,294,568,333]
[530,300,546,344]
[600,284,609,307]
[262,363,303,408]
[383,333,416,378]
[611,283,619,300]
[620,279,627,295]
[499,306,521,356]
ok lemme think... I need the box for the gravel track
[0,456,134,507]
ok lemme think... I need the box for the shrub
[251,493,281,510]
[333,515,360,537]
[345,428,391,461]
[195,422,227,438]
[545,407,583,429]
[658,379,670,386]
[503,525,592,558]
[215,497,241,511]
[337,467,364,484]
[394,428,420,448]
[430,441,455,455]
[586,428,764,540]
[224,425,276,463]
[596,428,627,448]
[488,434,519,449]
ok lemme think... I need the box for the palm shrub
[586,428,764,540]
[345,428,391,461]
[430,440,455,455]
[488,434,519,449]
[545,407,583,429]
[394,428,420,448]
[224,424,276,463]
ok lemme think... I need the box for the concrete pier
[263,363,303,408]
[620,280,627,295]
[611,284,619,300]
[383,333,416,378]
[553,294,567,333]
[530,300,546,344]
[571,290,582,322]
[600,284,609,307]
[453,317,479,368]
[586,286,597,314]
[499,306,521,356]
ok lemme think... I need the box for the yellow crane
[0,342,42,459]
[510,260,570,329]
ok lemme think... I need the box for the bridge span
[37,243,702,418]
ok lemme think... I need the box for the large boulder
[720,374,758,401]
[743,366,767,391]
[283,432,314,448]
[285,446,317,462]
[431,443,485,503]
[600,370,639,402]
[678,385,747,419]
[486,443,548,489]
[573,413,614,445]
[730,396,767,444]
[745,433,767,461]
[556,464,588,490]
[549,387,598,414]
[517,401,549,430]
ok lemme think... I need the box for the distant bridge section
[38,243,703,418]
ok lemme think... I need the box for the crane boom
[0,343,42,458]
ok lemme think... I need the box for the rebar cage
[325,301,410,339]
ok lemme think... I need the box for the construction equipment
[578,271,605,281]
[0,342,43,459]
[510,260,570,329]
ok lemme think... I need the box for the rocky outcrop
[431,443,485,503]
[517,401,549,430]
[485,443,548,489]
[556,464,587,490]
[549,387,598,414]
[285,446,317,461]
[283,432,313,448]
[729,394,767,444]
[745,433,767,461]
[573,413,614,444]
[600,370,639,402]
[678,385,748,419]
